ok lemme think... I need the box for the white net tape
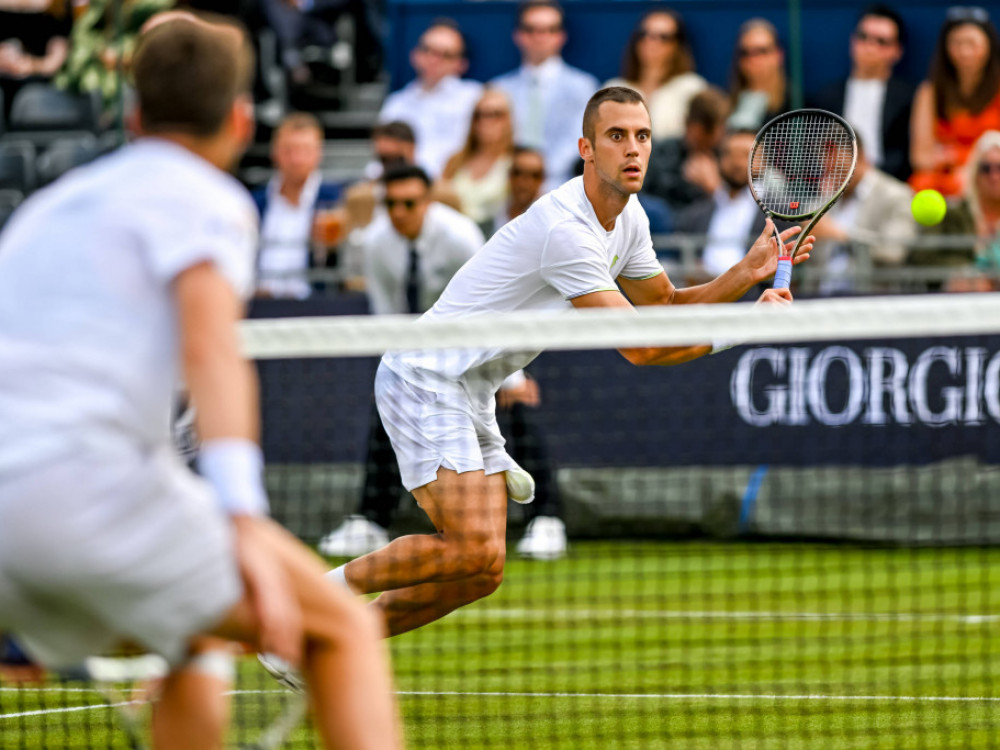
[240,294,1000,359]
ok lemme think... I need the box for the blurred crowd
[2,0,1000,297]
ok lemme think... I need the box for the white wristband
[197,439,269,517]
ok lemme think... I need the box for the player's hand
[755,287,793,306]
[497,376,540,409]
[232,516,304,667]
[744,220,814,283]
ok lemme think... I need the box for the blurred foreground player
[318,86,812,640]
[0,15,401,750]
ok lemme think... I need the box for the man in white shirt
[0,16,400,749]
[377,19,482,178]
[810,4,914,181]
[326,86,811,637]
[253,112,343,299]
[677,129,766,279]
[491,1,599,191]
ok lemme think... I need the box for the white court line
[458,609,1000,624]
[6,689,1000,721]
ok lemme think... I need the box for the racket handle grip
[773,257,792,290]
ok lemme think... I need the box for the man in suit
[676,129,765,281]
[809,4,915,182]
[252,112,343,299]
[491,0,598,191]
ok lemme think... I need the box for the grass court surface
[3,540,998,748]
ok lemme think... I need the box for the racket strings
[751,113,855,219]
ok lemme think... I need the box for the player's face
[272,127,322,184]
[515,7,566,66]
[585,101,652,196]
[851,16,901,76]
[946,23,991,79]
[412,26,465,87]
[509,151,545,205]
[384,177,431,239]
[977,147,1000,204]
[719,132,755,192]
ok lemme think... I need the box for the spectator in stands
[491,145,546,235]
[727,18,790,131]
[810,4,915,182]
[917,129,1000,275]
[492,0,598,191]
[604,9,707,141]
[676,129,765,280]
[810,134,916,292]
[318,164,485,558]
[440,88,515,229]
[252,111,343,299]
[54,0,173,118]
[642,86,729,214]
[377,18,482,179]
[910,7,1000,198]
[258,0,381,87]
[0,0,71,122]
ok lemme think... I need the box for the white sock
[326,564,350,589]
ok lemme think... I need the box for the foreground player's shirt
[383,176,663,396]
[0,139,258,474]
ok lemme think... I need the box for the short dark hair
[382,164,431,188]
[274,111,322,142]
[686,86,730,130]
[582,86,648,142]
[516,0,565,29]
[858,4,907,47]
[132,14,253,137]
[372,121,416,144]
[423,16,468,58]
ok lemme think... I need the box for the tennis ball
[911,189,947,226]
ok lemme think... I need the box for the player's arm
[174,261,303,666]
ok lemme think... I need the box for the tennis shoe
[257,653,305,693]
[516,516,567,560]
[317,515,389,557]
[505,467,535,504]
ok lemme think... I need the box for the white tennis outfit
[379,177,664,490]
[0,139,258,668]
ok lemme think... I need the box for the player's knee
[451,537,504,579]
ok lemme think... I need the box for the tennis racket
[748,109,858,289]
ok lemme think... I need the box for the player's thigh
[411,468,508,544]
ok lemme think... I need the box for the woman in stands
[440,87,515,229]
[604,9,707,140]
[727,18,790,131]
[910,7,1000,198]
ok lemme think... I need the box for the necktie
[405,243,421,314]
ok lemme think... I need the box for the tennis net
[4,293,1000,748]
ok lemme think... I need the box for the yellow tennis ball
[911,189,947,226]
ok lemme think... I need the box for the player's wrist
[197,438,269,517]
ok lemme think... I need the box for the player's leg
[151,639,233,750]
[210,518,402,750]
[343,469,508,635]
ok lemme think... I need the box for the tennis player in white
[0,15,400,750]
[329,86,813,637]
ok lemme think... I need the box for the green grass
[4,541,1000,748]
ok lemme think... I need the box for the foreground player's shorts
[0,438,242,669]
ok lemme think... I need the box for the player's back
[0,139,257,474]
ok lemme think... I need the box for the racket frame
[747,108,858,288]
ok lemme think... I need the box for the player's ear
[578,136,593,161]
[229,94,256,149]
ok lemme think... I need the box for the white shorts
[375,363,517,491]
[0,440,242,669]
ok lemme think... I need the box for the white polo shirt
[383,176,663,394]
[0,138,258,475]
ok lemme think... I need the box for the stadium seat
[0,189,23,230]
[35,136,101,187]
[7,84,102,148]
[0,141,37,194]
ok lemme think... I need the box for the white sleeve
[141,188,258,299]
[619,205,664,281]
[540,222,618,300]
